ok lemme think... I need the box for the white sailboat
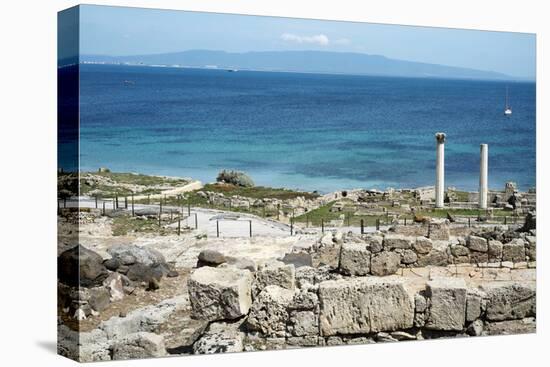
[504,86,512,116]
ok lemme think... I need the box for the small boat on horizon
[123,80,135,85]
[504,86,512,116]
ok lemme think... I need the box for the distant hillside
[79,49,514,80]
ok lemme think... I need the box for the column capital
[435,132,446,143]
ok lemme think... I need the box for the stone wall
[186,261,536,353]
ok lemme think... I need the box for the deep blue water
[77,64,536,193]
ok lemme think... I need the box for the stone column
[479,144,488,209]
[435,133,446,208]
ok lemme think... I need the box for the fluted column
[479,144,488,209]
[435,132,446,208]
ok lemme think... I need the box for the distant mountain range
[77,49,520,81]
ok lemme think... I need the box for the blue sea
[78,64,536,193]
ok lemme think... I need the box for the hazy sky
[77,5,536,78]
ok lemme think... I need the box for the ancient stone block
[370,251,401,276]
[483,283,536,321]
[467,235,488,252]
[288,310,319,336]
[451,244,470,257]
[466,290,484,322]
[401,249,418,264]
[488,240,503,262]
[416,249,449,267]
[246,285,294,337]
[428,220,450,240]
[339,243,370,275]
[252,261,295,297]
[425,278,467,331]
[502,240,526,262]
[383,234,413,250]
[413,237,433,254]
[367,235,384,253]
[112,332,167,360]
[318,278,414,336]
[188,266,252,322]
[193,320,245,354]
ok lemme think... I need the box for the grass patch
[201,183,319,200]
[111,215,181,236]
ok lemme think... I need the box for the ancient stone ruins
[57,212,536,361]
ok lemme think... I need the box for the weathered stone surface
[401,249,418,265]
[470,251,489,264]
[370,251,400,276]
[243,334,286,351]
[112,332,167,360]
[311,236,341,268]
[318,278,414,336]
[289,287,319,311]
[58,325,112,362]
[58,245,109,287]
[252,261,295,297]
[525,236,536,260]
[451,244,470,257]
[466,290,484,322]
[415,294,427,313]
[288,310,319,336]
[383,234,413,250]
[482,318,536,336]
[416,249,449,267]
[428,220,450,240]
[467,319,484,336]
[188,267,252,321]
[286,336,320,348]
[425,278,467,331]
[413,237,433,255]
[339,243,370,275]
[483,283,536,321]
[281,252,312,268]
[197,249,226,267]
[502,240,526,262]
[467,235,488,252]
[367,235,384,253]
[488,240,503,261]
[103,272,125,302]
[193,320,245,354]
[88,287,111,312]
[108,244,166,267]
[247,285,293,337]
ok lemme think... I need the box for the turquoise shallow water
[76,64,536,193]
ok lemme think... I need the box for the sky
[75,4,536,79]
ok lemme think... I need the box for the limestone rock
[246,285,293,337]
[401,249,418,265]
[383,234,413,250]
[197,249,226,267]
[318,278,414,336]
[108,244,166,267]
[193,320,245,354]
[367,235,384,253]
[428,220,450,240]
[502,239,526,262]
[252,261,295,297]
[483,283,536,321]
[339,243,370,275]
[288,310,319,337]
[112,332,167,360]
[425,278,467,331]
[88,287,111,312]
[467,235,488,252]
[467,319,484,336]
[488,240,503,262]
[417,249,449,267]
[188,267,252,321]
[482,318,536,336]
[413,237,433,255]
[466,290,484,322]
[311,236,341,268]
[370,251,400,276]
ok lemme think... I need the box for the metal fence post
[95,196,98,209]
[376,218,380,231]
[125,196,128,209]
[216,220,219,237]
[178,218,181,235]
[131,194,135,216]
[321,218,324,233]
[249,220,252,237]
[195,213,198,229]
[290,217,294,236]
[102,201,105,216]
[360,219,364,234]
